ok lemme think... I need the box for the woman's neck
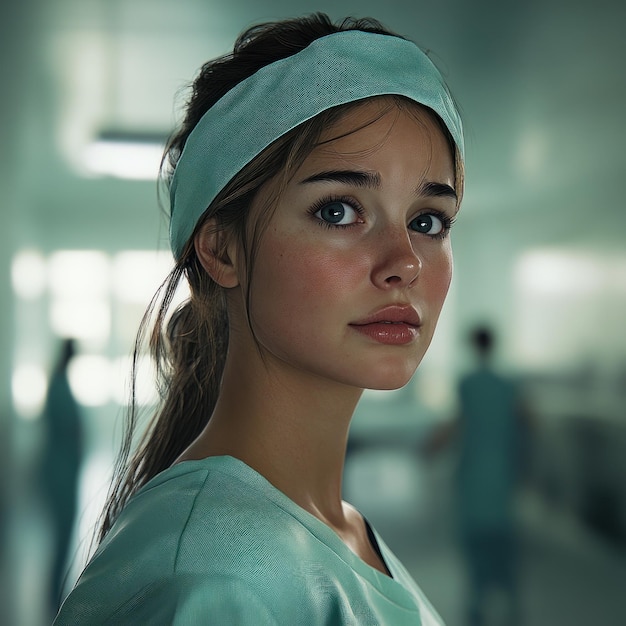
[178,346,363,524]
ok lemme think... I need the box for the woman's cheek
[271,235,368,295]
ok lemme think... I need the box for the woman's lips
[349,305,421,345]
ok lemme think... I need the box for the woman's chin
[363,370,417,392]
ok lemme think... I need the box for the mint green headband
[170,30,464,259]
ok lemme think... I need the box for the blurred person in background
[37,338,84,614]
[425,325,530,625]
[456,326,528,626]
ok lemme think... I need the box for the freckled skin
[229,100,457,392]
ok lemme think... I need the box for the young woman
[55,13,464,625]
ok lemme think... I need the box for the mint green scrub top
[55,456,443,625]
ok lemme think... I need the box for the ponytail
[98,256,228,541]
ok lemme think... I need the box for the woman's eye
[315,201,361,226]
[409,213,445,236]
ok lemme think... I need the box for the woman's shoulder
[100,455,304,569]
[56,456,307,623]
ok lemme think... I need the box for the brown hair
[98,13,463,542]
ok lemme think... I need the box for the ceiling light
[83,131,166,180]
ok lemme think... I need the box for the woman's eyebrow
[298,169,381,188]
[417,181,458,201]
[298,170,457,202]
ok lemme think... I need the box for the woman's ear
[194,219,240,288]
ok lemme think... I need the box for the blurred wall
[1,2,44,622]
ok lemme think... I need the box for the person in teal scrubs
[55,13,465,625]
[456,326,528,626]
[38,338,83,612]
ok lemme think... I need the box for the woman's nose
[370,228,422,289]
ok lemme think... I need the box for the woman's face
[231,99,458,391]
